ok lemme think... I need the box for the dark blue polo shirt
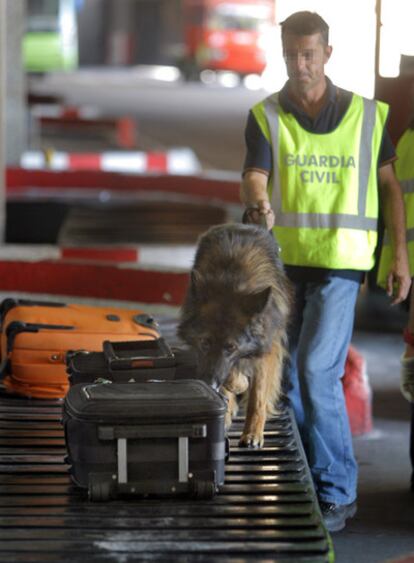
[242,78,396,283]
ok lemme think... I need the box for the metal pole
[375,0,382,81]
[0,0,6,243]
[5,0,27,165]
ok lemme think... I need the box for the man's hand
[385,262,411,305]
[379,164,411,305]
[244,199,275,230]
[240,170,274,229]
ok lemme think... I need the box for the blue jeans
[286,276,359,505]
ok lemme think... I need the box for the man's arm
[379,163,411,304]
[240,170,274,229]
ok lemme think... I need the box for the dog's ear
[243,287,271,316]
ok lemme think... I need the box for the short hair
[281,11,329,45]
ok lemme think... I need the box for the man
[378,93,414,493]
[241,11,411,533]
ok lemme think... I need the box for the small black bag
[66,338,197,386]
[63,379,227,501]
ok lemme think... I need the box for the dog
[177,223,292,448]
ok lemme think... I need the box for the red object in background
[183,0,274,75]
[116,117,137,149]
[343,345,373,436]
[68,153,101,170]
[61,247,139,263]
[38,108,138,150]
[146,152,168,173]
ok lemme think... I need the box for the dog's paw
[238,432,264,449]
[225,371,249,395]
[225,411,233,430]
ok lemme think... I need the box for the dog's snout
[195,353,229,391]
[199,372,221,391]
[194,366,216,388]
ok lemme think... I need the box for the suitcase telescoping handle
[98,423,207,486]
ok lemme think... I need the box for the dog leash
[242,208,282,257]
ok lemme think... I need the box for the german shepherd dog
[178,223,292,448]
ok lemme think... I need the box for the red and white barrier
[0,244,196,269]
[7,168,241,204]
[20,149,201,175]
[31,105,138,149]
[31,104,102,120]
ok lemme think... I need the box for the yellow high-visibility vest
[377,127,414,287]
[251,92,389,270]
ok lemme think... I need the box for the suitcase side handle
[0,321,74,379]
[0,299,19,328]
[103,338,176,370]
[98,423,207,440]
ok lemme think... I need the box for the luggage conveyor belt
[0,392,333,562]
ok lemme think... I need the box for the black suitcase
[66,338,197,385]
[63,379,227,501]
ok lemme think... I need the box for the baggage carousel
[0,390,333,562]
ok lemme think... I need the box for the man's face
[282,32,332,93]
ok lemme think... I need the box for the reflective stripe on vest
[263,93,378,231]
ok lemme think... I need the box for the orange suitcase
[0,298,160,399]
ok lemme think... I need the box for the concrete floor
[333,294,414,563]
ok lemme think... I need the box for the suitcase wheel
[63,455,71,465]
[88,480,112,502]
[191,479,216,500]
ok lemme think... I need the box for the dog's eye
[224,343,236,355]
